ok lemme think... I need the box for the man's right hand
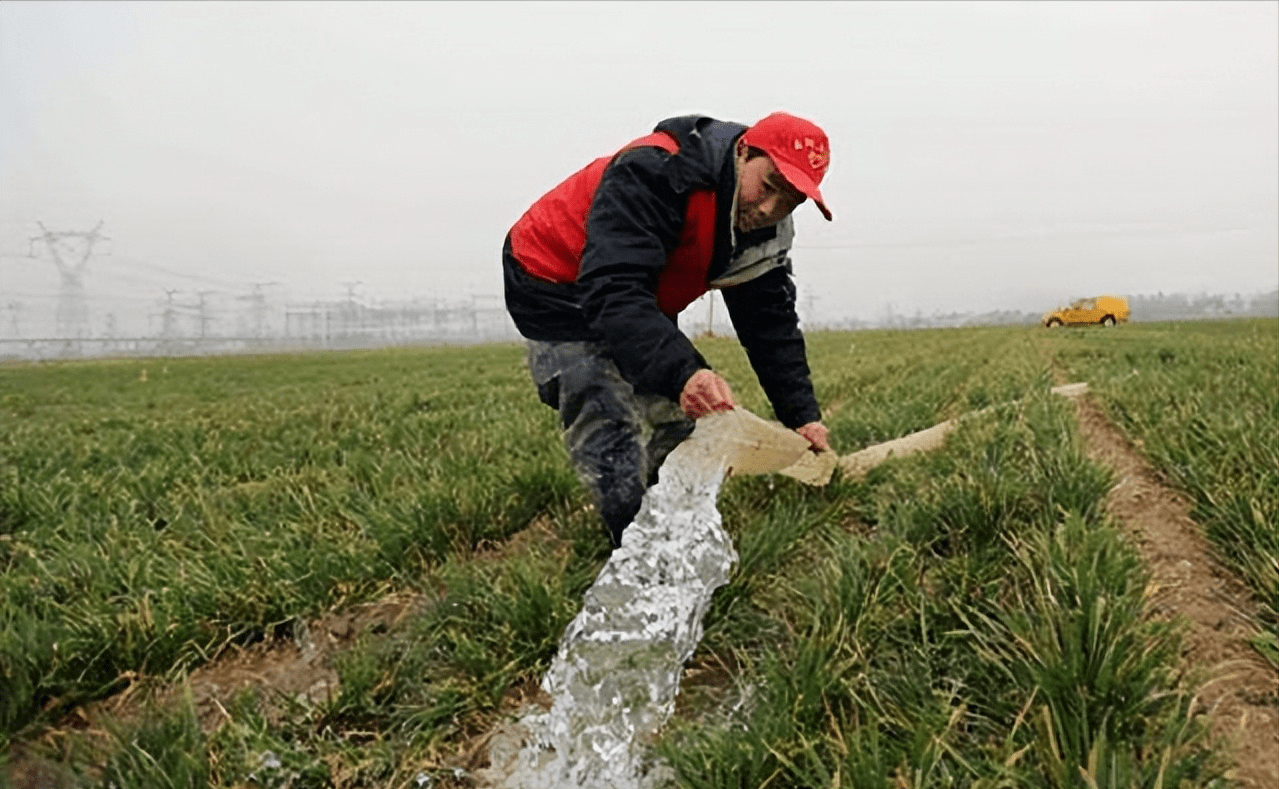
[679,369,736,419]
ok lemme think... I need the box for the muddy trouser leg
[526,340,693,547]
[638,393,696,487]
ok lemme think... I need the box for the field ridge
[1070,393,1278,789]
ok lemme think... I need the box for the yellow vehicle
[1042,295,1130,328]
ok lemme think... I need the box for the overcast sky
[2,0,1276,334]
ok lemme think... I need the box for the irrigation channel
[475,409,828,788]
[475,385,1092,787]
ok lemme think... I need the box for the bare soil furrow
[1071,395,1278,789]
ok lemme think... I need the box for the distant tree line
[808,289,1279,333]
[1128,290,1279,322]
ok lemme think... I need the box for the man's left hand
[795,421,831,452]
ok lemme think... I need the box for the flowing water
[482,410,811,788]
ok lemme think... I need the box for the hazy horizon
[3,1,1276,339]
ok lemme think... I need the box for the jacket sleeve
[578,147,709,401]
[721,264,822,428]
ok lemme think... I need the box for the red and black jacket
[502,115,820,429]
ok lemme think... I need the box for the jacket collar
[652,114,781,282]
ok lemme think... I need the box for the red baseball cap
[741,112,833,221]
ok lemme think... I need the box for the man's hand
[795,421,831,452]
[679,369,736,419]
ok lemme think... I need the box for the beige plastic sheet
[837,418,957,478]
[836,382,1090,479]
[685,408,838,486]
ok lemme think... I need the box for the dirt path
[1071,395,1278,788]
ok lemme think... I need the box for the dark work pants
[526,340,696,547]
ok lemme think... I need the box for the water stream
[482,410,812,788]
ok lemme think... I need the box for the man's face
[734,143,806,232]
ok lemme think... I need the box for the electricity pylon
[28,221,109,338]
[6,301,22,338]
[193,290,216,339]
[236,282,278,338]
[159,289,181,339]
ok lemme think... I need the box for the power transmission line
[7,301,22,338]
[236,282,279,338]
[28,221,109,338]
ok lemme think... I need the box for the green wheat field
[1,318,1275,788]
